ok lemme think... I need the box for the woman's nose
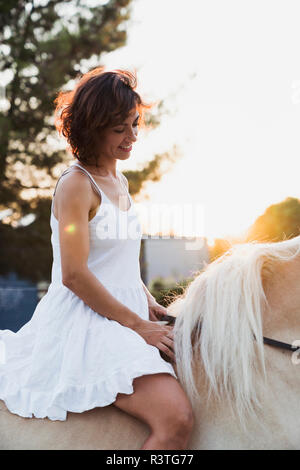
[128,127,138,141]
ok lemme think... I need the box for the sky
[98,0,300,243]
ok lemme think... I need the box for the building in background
[141,236,209,287]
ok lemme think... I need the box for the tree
[207,197,300,264]
[246,197,300,243]
[0,0,179,282]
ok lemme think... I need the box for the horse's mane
[170,236,300,425]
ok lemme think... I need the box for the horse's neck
[190,347,300,449]
[256,256,300,448]
[262,256,300,343]
[258,279,300,450]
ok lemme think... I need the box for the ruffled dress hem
[0,355,177,421]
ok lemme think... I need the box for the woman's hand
[132,318,175,363]
[148,300,169,322]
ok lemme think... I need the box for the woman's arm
[141,280,170,321]
[141,280,157,306]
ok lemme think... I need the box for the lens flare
[65,224,76,233]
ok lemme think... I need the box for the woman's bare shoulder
[55,168,93,198]
[54,168,96,219]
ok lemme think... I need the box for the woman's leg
[113,373,195,450]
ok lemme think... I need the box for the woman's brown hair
[54,67,151,165]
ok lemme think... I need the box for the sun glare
[101,0,300,241]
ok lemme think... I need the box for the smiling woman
[0,67,195,451]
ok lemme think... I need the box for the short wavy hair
[54,67,151,165]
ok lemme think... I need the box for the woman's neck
[76,160,118,179]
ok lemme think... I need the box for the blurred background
[1,0,300,330]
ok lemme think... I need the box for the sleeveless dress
[0,162,177,421]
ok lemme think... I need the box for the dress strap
[72,163,104,199]
[117,170,131,200]
[52,164,103,200]
[52,167,73,197]
[74,163,131,206]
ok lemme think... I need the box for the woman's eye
[114,122,139,133]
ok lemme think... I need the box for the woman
[0,68,194,450]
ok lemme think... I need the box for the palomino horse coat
[1,238,299,449]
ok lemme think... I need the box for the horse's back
[0,400,148,450]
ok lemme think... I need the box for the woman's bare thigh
[112,373,193,432]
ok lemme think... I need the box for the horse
[1,236,299,449]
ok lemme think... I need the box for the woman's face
[95,108,140,161]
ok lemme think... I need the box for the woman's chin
[118,152,131,160]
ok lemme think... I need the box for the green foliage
[149,276,193,308]
[247,197,300,243]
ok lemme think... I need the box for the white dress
[0,162,177,421]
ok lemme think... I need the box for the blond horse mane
[170,236,300,426]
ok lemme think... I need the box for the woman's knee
[154,400,195,441]
[114,373,195,438]
[146,376,195,437]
